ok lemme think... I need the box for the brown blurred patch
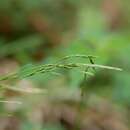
[29,98,128,130]
[28,12,61,46]
[102,0,123,30]
[0,14,12,38]
[0,116,21,130]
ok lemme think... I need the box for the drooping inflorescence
[0,54,122,82]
